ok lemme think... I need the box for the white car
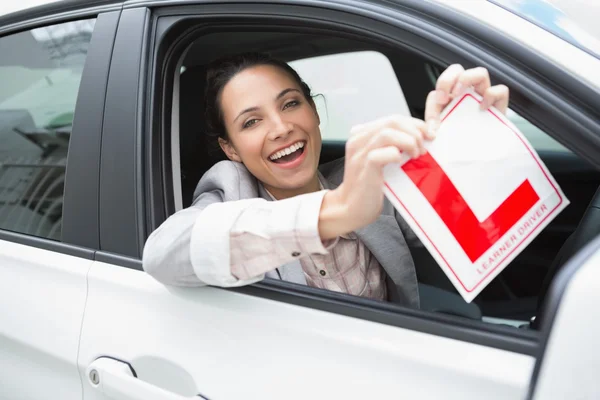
[1,0,600,399]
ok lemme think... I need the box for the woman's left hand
[424,64,510,137]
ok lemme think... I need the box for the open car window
[172,25,598,333]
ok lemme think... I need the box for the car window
[288,51,411,142]
[0,19,95,240]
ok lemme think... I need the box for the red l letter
[402,154,539,262]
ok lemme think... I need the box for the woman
[143,52,509,308]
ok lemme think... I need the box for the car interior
[172,30,600,329]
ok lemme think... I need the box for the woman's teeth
[269,142,305,161]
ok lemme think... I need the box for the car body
[1,0,600,399]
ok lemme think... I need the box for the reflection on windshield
[490,0,600,58]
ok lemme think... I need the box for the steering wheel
[534,184,600,329]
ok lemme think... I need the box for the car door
[77,1,600,399]
[0,6,119,400]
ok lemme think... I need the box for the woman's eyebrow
[276,88,300,100]
[233,106,259,123]
[233,88,301,123]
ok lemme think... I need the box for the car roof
[429,0,600,90]
[0,0,61,18]
[0,0,119,21]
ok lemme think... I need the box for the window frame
[0,7,121,258]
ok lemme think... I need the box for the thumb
[424,89,446,139]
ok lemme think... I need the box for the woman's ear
[218,137,242,162]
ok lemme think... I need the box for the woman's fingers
[424,90,443,139]
[365,146,403,169]
[425,65,510,136]
[349,115,429,157]
[346,124,372,158]
[363,128,422,159]
[451,67,509,113]
[411,118,430,141]
[481,84,509,113]
[424,64,465,138]
[456,67,491,97]
[436,63,465,100]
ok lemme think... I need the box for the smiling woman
[205,54,323,200]
[142,50,511,309]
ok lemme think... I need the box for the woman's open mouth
[268,141,306,166]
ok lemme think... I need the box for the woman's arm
[142,189,336,286]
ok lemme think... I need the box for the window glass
[0,19,96,240]
[289,51,411,142]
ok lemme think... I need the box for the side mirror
[527,234,600,399]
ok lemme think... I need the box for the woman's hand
[319,115,430,239]
[318,65,510,239]
[425,64,510,137]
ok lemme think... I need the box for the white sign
[383,90,569,302]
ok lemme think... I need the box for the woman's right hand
[318,115,431,240]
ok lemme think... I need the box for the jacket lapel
[354,216,419,306]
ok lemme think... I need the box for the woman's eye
[283,100,299,110]
[243,119,258,129]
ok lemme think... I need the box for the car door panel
[79,261,534,400]
[0,239,93,400]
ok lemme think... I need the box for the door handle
[86,357,207,400]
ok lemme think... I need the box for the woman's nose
[267,114,293,140]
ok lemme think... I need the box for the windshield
[489,0,600,59]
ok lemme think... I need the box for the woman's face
[218,64,322,199]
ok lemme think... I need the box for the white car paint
[78,262,534,399]
[0,239,92,400]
